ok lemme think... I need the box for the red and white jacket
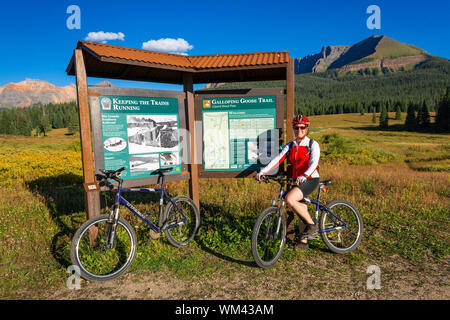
[259,137,320,179]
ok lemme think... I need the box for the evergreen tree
[67,110,80,134]
[0,110,14,134]
[405,103,417,131]
[17,113,32,136]
[395,104,402,120]
[417,100,431,129]
[53,110,65,128]
[379,105,389,128]
[372,111,377,124]
[37,114,52,136]
[435,87,450,132]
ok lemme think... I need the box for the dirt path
[41,253,449,300]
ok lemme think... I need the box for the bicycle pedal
[302,232,319,240]
[309,232,319,240]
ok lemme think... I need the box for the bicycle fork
[105,202,120,249]
[266,202,285,240]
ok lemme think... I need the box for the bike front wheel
[163,196,200,247]
[251,207,287,268]
[319,199,363,254]
[70,214,137,282]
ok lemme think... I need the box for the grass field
[0,113,449,299]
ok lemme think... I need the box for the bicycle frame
[113,182,187,233]
[274,182,348,234]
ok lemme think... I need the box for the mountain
[90,80,115,88]
[0,79,77,108]
[295,35,430,74]
[202,35,450,115]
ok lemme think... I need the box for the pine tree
[405,103,417,131]
[417,100,431,129]
[379,105,389,128]
[67,110,80,134]
[435,87,450,132]
[38,114,52,136]
[395,103,402,120]
[372,111,377,124]
[0,110,13,134]
[358,102,364,115]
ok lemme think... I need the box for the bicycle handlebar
[258,175,297,186]
[96,167,126,182]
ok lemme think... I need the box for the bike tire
[319,199,363,254]
[163,196,200,247]
[251,207,287,268]
[70,214,137,282]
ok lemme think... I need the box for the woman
[256,115,320,249]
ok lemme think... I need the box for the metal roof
[66,41,289,84]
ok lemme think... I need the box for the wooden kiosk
[66,41,295,220]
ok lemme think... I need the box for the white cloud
[142,38,193,55]
[85,31,125,43]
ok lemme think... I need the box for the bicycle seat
[320,179,332,186]
[151,167,173,175]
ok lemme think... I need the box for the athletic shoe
[301,223,318,239]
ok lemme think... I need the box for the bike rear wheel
[251,207,287,268]
[163,196,200,247]
[319,199,363,254]
[70,214,137,282]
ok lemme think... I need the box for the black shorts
[291,178,320,198]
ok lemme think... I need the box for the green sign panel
[202,96,277,171]
[99,95,181,180]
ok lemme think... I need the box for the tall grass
[0,122,448,298]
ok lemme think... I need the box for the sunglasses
[293,126,308,131]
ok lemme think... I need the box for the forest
[1,57,449,135]
[0,101,79,136]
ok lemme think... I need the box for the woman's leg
[298,217,308,244]
[285,188,314,225]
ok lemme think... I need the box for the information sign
[201,96,277,172]
[98,95,182,180]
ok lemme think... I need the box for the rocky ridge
[0,79,77,108]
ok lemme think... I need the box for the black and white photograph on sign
[160,152,179,166]
[127,115,179,155]
[129,154,160,172]
[103,137,127,152]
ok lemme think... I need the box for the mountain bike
[251,175,363,268]
[70,166,200,281]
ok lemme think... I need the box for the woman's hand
[255,172,264,182]
[296,175,307,185]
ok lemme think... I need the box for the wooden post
[183,73,200,209]
[286,56,300,240]
[74,49,101,220]
[286,57,295,142]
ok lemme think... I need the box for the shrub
[319,133,398,165]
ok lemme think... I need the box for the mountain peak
[0,79,76,108]
[295,35,429,74]
[91,80,115,87]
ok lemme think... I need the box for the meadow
[0,113,448,299]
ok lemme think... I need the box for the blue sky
[1,0,449,90]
